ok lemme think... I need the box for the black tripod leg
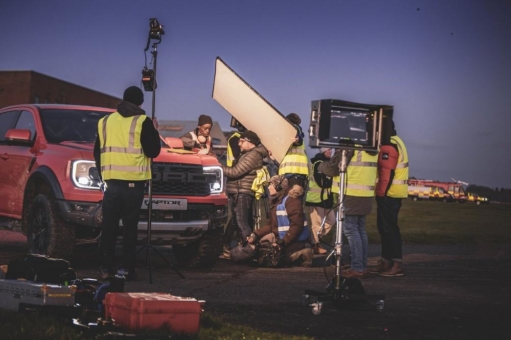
[137,243,185,281]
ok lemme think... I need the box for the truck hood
[154,148,221,167]
[57,142,221,167]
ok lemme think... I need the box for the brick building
[0,71,121,109]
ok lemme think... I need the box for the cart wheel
[302,294,310,306]
[375,300,385,312]
[311,302,322,315]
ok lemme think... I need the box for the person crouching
[247,175,313,267]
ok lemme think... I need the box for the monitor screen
[324,110,370,145]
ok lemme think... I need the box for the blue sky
[1,0,510,189]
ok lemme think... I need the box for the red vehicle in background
[408,179,467,203]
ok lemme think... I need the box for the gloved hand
[247,232,258,244]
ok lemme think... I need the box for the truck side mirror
[5,129,33,146]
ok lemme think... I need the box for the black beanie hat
[123,86,144,106]
[240,130,261,146]
[198,114,213,126]
[286,113,301,125]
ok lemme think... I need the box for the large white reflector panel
[212,57,296,163]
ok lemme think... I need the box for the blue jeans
[343,215,368,272]
[229,193,254,240]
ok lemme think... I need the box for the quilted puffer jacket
[222,144,268,196]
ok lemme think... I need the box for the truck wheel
[173,233,223,268]
[26,194,75,260]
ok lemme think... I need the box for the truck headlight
[71,160,101,190]
[203,166,223,194]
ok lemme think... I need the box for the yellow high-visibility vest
[226,132,241,167]
[387,135,409,198]
[345,150,378,197]
[98,112,151,181]
[279,143,309,176]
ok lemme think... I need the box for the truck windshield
[40,109,111,143]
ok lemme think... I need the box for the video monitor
[325,109,371,146]
[309,99,393,152]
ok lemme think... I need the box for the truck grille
[149,163,211,196]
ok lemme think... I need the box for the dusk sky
[1,0,510,189]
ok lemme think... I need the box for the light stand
[136,19,184,283]
[302,149,384,315]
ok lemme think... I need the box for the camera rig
[303,99,389,315]
[142,18,165,91]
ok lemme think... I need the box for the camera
[149,18,165,40]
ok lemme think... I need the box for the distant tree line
[466,185,511,203]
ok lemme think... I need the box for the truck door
[0,110,21,215]
[0,110,37,218]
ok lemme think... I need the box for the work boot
[379,261,404,277]
[290,248,313,267]
[300,248,314,267]
[219,245,231,259]
[313,244,327,255]
[368,258,392,274]
[341,269,364,278]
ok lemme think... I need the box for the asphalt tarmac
[1,229,510,340]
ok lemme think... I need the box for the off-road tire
[26,194,75,260]
[173,233,223,268]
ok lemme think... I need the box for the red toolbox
[103,292,204,333]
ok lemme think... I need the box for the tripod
[303,149,384,315]
[252,188,270,230]
[136,41,184,283]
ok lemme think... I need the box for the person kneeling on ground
[247,175,313,267]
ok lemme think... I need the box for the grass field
[365,199,511,244]
[0,310,313,340]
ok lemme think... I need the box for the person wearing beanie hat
[221,126,255,258]
[305,148,334,255]
[198,114,213,126]
[180,114,214,154]
[222,129,269,243]
[239,130,261,146]
[246,173,313,267]
[123,86,144,106]
[93,85,161,281]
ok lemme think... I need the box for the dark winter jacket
[222,144,268,196]
[254,184,306,246]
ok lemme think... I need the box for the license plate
[141,198,187,210]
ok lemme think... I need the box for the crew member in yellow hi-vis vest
[305,148,335,255]
[275,113,309,191]
[319,148,378,279]
[94,86,161,281]
[372,121,409,278]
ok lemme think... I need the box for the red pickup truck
[0,104,227,267]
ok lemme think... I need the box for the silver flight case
[0,279,75,312]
